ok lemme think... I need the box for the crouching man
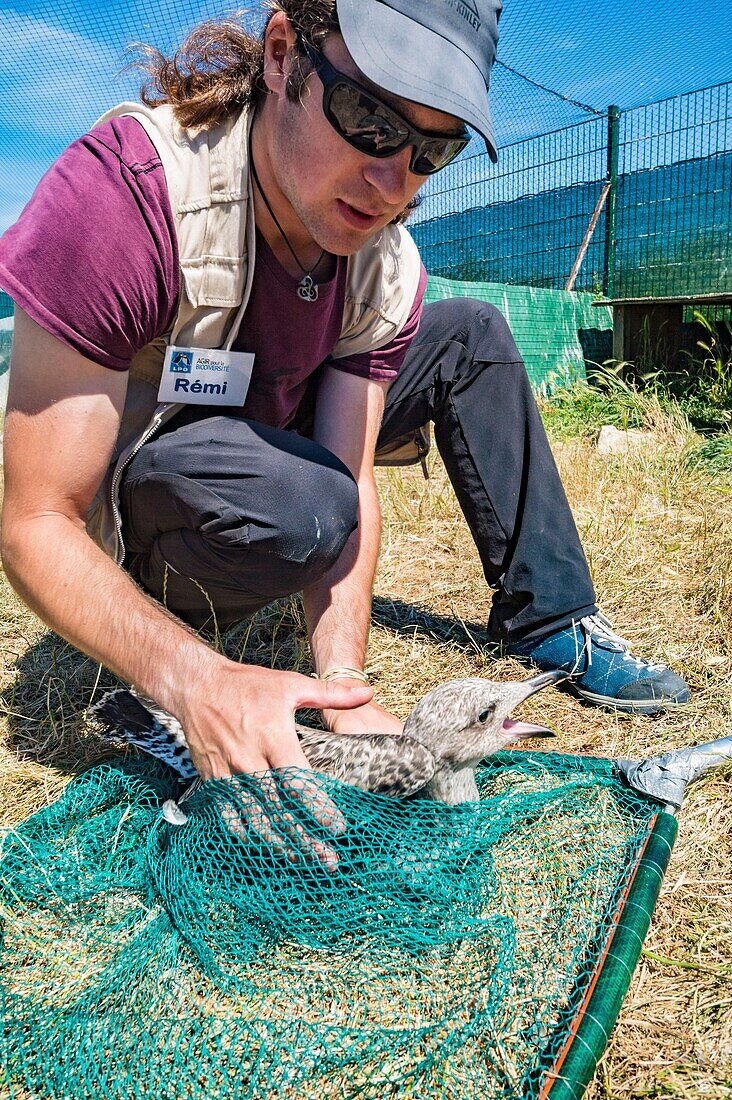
[0,0,688,797]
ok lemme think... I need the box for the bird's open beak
[500,668,566,741]
[500,718,555,739]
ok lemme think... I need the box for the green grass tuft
[685,431,732,477]
[539,366,689,443]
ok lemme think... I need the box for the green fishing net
[0,750,659,1099]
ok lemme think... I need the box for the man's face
[267,31,467,256]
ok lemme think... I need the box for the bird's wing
[89,693,436,798]
[88,689,198,779]
[295,727,436,799]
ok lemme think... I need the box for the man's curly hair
[135,2,338,129]
[132,2,420,222]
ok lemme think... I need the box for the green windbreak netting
[0,278,613,397]
[0,298,10,397]
[1,750,660,1100]
[425,277,612,391]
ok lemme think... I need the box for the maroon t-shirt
[0,116,426,429]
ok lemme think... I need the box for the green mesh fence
[1,749,664,1099]
[412,117,609,292]
[0,296,11,406]
[612,86,732,298]
[2,4,731,304]
[425,277,612,391]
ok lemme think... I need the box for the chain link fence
[411,81,732,301]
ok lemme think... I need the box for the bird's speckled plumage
[89,669,563,805]
[90,690,197,779]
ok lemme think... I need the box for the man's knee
[121,435,359,598]
[254,458,359,581]
[190,457,358,593]
[425,297,522,365]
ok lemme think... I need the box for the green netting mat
[0,751,660,1099]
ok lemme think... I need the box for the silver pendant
[297,274,319,302]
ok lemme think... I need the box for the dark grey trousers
[120,298,598,642]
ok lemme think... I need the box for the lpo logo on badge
[170,351,193,374]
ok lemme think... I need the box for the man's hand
[175,661,373,869]
[178,661,373,777]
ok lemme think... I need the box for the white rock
[596,425,658,455]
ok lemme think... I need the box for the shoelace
[569,612,666,673]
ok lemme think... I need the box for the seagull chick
[89,669,563,805]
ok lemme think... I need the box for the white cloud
[0,169,46,235]
[0,138,71,232]
[0,11,138,138]
[0,200,28,235]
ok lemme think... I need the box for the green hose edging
[539,810,679,1100]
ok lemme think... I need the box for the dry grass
[1,405,731,1098]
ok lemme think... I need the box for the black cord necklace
[249,135,326,303]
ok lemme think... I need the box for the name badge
[157,346,255,406]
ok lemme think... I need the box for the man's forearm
[2,513,224,713]
[1,311,374,789]
[303,476,381,676]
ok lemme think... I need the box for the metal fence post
[603,105,620,299]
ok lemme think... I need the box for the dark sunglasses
[305,47,470,176]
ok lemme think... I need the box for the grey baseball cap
[336,0,501,162]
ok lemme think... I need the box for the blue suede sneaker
[505,613,690,714]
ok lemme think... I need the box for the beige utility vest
[86,101,423,563]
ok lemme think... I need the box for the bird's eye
[478,705,496,723]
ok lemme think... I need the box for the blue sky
[1,0,730,233]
